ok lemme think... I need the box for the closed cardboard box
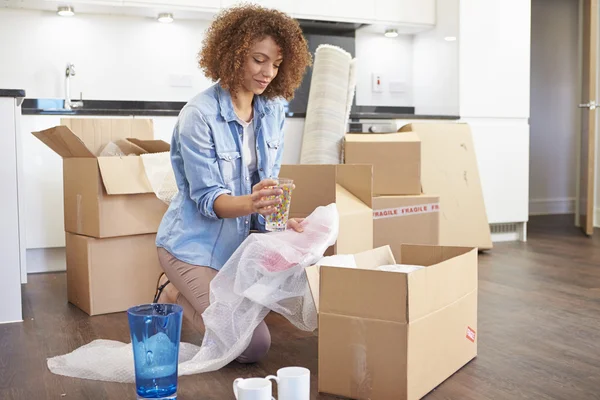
[373,194,440,260]
[306,244,478,399]
[279,164,373,255]
[398,123,492,250]
[66,232,163,316]
[344,133,421,195]
[33,118,169,238]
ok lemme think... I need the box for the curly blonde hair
[198,4,312,101]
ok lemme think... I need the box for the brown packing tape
[374,202,440,220]
[349,318,373,400]
[76,194,83,234]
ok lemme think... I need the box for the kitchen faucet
[64,62,84,110]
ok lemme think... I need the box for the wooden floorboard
[1,214,599,399]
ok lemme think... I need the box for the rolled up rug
[300,44,356,165]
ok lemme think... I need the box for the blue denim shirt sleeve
[178,105,231,220]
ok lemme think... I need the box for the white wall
[354,30,414,107]
[0,8,420,108]
[412,0,459,116]
[529,0,579,215]
[0,8,212,101]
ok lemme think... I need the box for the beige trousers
[156,247,271,364]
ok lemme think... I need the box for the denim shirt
[156,83,285,270]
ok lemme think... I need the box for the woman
[155,4,312,365]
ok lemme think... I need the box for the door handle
[579,101,599,110]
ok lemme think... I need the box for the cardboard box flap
[401,244,478,322]
[399,244,473,266]
[305,264,321,312]
[319,246,407,323]
[353,245,396,270]
[127,138,171,154]
[321,265,409,323]
[336,164,373,207]
[112,139,148,156]
[398,123,493,250]
[306,246,394,314]
[32,126,95,158]
[280,165,338,217]
[62,118,154,156]
[97,156,154,195]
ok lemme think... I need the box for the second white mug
[266,366,310,400]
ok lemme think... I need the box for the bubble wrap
[47,203,339,383]
[140,152,178,205]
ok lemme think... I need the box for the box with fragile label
[344,133,421,195]
[33,118,169,238]
[306,244,478,400]
[279,164,373,255]
[373,194,440,260]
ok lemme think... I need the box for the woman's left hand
[287,218,305,233]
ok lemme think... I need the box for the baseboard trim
[529,198,575,216]
[595,208,600,228]
[26,247,66,274]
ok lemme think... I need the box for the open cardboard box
[32,118,169,238]
[306,244,478,400]
[279,164,373,255]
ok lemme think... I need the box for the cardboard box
[344,133,421,195]
[306,244,478,400]
[33,118,169,238]
[66,232,163,315]
[398,123,492,250]
[373,194,440,260]
[279,164,373,255]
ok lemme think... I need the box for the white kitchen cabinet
[124,0,220,11]
[375,0,435,26]
[464,118,530,225]
[21,115,65,249]
[221,0,292,14]
[290,0,375,23]
[459,0,531,119]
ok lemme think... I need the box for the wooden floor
[1,215,600,399]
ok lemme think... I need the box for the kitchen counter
[22,98,460,120]
[0,89,26,98]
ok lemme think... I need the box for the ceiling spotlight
[444,36,457,42]
[384,29,398,38]
[57,6,75,17]
[157,13,174,23]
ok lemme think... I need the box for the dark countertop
[0,89,26,98]
[22,98,184,117]
[21,98,460,120]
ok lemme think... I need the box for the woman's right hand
[249,179,283,216]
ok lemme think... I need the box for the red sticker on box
[466,327,476,343]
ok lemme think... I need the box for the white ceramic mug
[266,367,310,400]
[233,377,276,400]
